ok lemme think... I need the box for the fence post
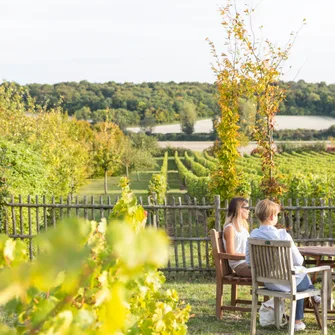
[214,195,221,231]
[152,192,157,228]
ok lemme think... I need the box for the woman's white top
[223,223,249,270]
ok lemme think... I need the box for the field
[78,149,335,203]
[77,156,187,201]
[174,150,335,201]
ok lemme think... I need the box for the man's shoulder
[277,229,291,240]
[249,228,260,237]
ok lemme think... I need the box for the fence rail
[2,194,335,273]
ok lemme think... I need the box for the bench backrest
[210,229,233,278]
[248,238,295,291]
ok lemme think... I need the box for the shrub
[276,142,327,153]
[154,132,216,141]
[148,152,168,204]
[154,146,192,157]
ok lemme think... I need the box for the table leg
[328,268,333,311]
[312,256,322,283]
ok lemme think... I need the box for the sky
[1,0,334,85]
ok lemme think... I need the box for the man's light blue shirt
[245,225,306,292]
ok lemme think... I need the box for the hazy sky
[1,0,334,85]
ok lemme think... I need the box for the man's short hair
[255,199,280,223]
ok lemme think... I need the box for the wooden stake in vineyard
[208,1,304,201]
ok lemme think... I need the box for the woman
[223,197,251,277]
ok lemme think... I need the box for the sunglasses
[242,206,250,210]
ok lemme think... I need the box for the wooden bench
[210,228,254,319]
[248,238,329,335]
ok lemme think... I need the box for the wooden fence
[1,195,335,273]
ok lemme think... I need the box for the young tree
[132,149,157,181]
[139,116,156,135]
[129,131,159,156]
[179,101,197,135]
[120,139,156,180]
[92,122,125,194]
[119,139,136,178]
[208,1,302,200]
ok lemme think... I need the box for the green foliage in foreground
[0,178,190,334]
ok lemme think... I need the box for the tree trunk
[267,115,274,180]
[104,170,108,195]
[126,165,129,177]
[136,171,140,181]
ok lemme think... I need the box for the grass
[77,156,187,201]
[167,156,187,198]
[164,277,335,335]
[77,157,162,199]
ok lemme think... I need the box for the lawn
[77,156,187,201]
[164,277,335,335]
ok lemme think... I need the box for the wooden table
[298,246,335,261]
[299,246,335,281]
[298,246,335,315]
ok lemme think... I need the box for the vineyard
[6,151,335,276]
[173,150,335,202]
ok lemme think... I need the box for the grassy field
[165,277,335,335]
[77,156,187,201]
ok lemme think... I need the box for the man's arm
[287,233,304,266]
[245,237,250,266]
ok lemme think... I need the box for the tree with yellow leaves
[208,1,303,200]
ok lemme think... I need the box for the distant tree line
[281,80,335,116]
[21,80,335,132]
[25,81,219,131]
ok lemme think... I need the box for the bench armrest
[218,252,245,261]
[295,265,331,274]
